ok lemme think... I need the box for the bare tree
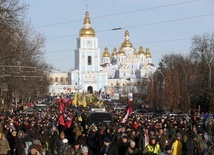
[191,33,214,91]
[0,0,50,108]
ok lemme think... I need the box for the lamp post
[126,78,133,101]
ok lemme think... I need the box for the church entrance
[87,86,93,93]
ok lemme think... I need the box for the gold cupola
[134,48,138,55]
[121,30,133,48]
[102,47,110,57]
[145,48,152,58]
[79,11,96,37]
[118,47,126,56]
[138,46,144,55]
[111,48,117,57]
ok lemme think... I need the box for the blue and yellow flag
[75,107,82,122]
[72,93,78,107]
[98,100,104,108]
[82,95,87,107]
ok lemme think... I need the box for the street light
[126,78,133,101]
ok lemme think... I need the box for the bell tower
[75,11,100,72]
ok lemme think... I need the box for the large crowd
[0,100,214,155]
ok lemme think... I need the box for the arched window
[88,56,92,65]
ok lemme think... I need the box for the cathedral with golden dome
[69,11,156,94]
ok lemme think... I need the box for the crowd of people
[0,99,214,155]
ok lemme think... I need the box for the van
[85,108,113,129]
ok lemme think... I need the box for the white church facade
[68,11,156,94]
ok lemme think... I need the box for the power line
[36,0,202,28]
[47,13,214,40]
[45,37,191,53]
[46,50,190,61]
[128,13,214,29]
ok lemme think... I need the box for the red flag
[68,98,73,104]
[127,98,132,113]
[56,97,64,103]
[59,102,65,126]
[121,99,132,123]
[65,97,69,103]
[121,108,130,123]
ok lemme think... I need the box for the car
[85,108,113,129]
[34,104,49,111]
[176,114,191,121]
[40,102,53,106]
[162,113,177,118]
[131,109,147,115]
[21,107,36,116]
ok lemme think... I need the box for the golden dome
[145,48,152,58]
[111,48,117,57]
[121,30,133,48]
[134,48,138,55]
[138,46,144,55]
[118,47,126,56]
[102,47,110,57]
[79,11,96,37]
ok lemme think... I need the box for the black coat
[185,139,197,155]
[15,137,25,155]
[100,143,118,155]
[117,141,129,155]
[125,147,139,155]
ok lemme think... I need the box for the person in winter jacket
[159,145,172,155]
[28,144,41,155]
[100,137,118,155]
[185,133,198,155]
[172,132,183,155]
[0,133,10,155]
[125,141,139,155]
[143,136,161,155]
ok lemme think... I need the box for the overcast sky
[27,0,214,72]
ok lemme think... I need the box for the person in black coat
[125,141,139,155]
[7,131,16,155]
[15,130,25,155]
[49,130,60,154]
[185,133,198,155]
[117,135,129,155]
[100,137,118,155]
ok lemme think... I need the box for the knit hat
[150,136,156,141]
[121,133,128,139]
[165,145,171,151]
[62,138,68,144]
[81,146,88,153]
[74,141,80,145]
[103,137,111,143]
[33,140,41,145]
[176,132,182,138]
[191,133,197,139]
